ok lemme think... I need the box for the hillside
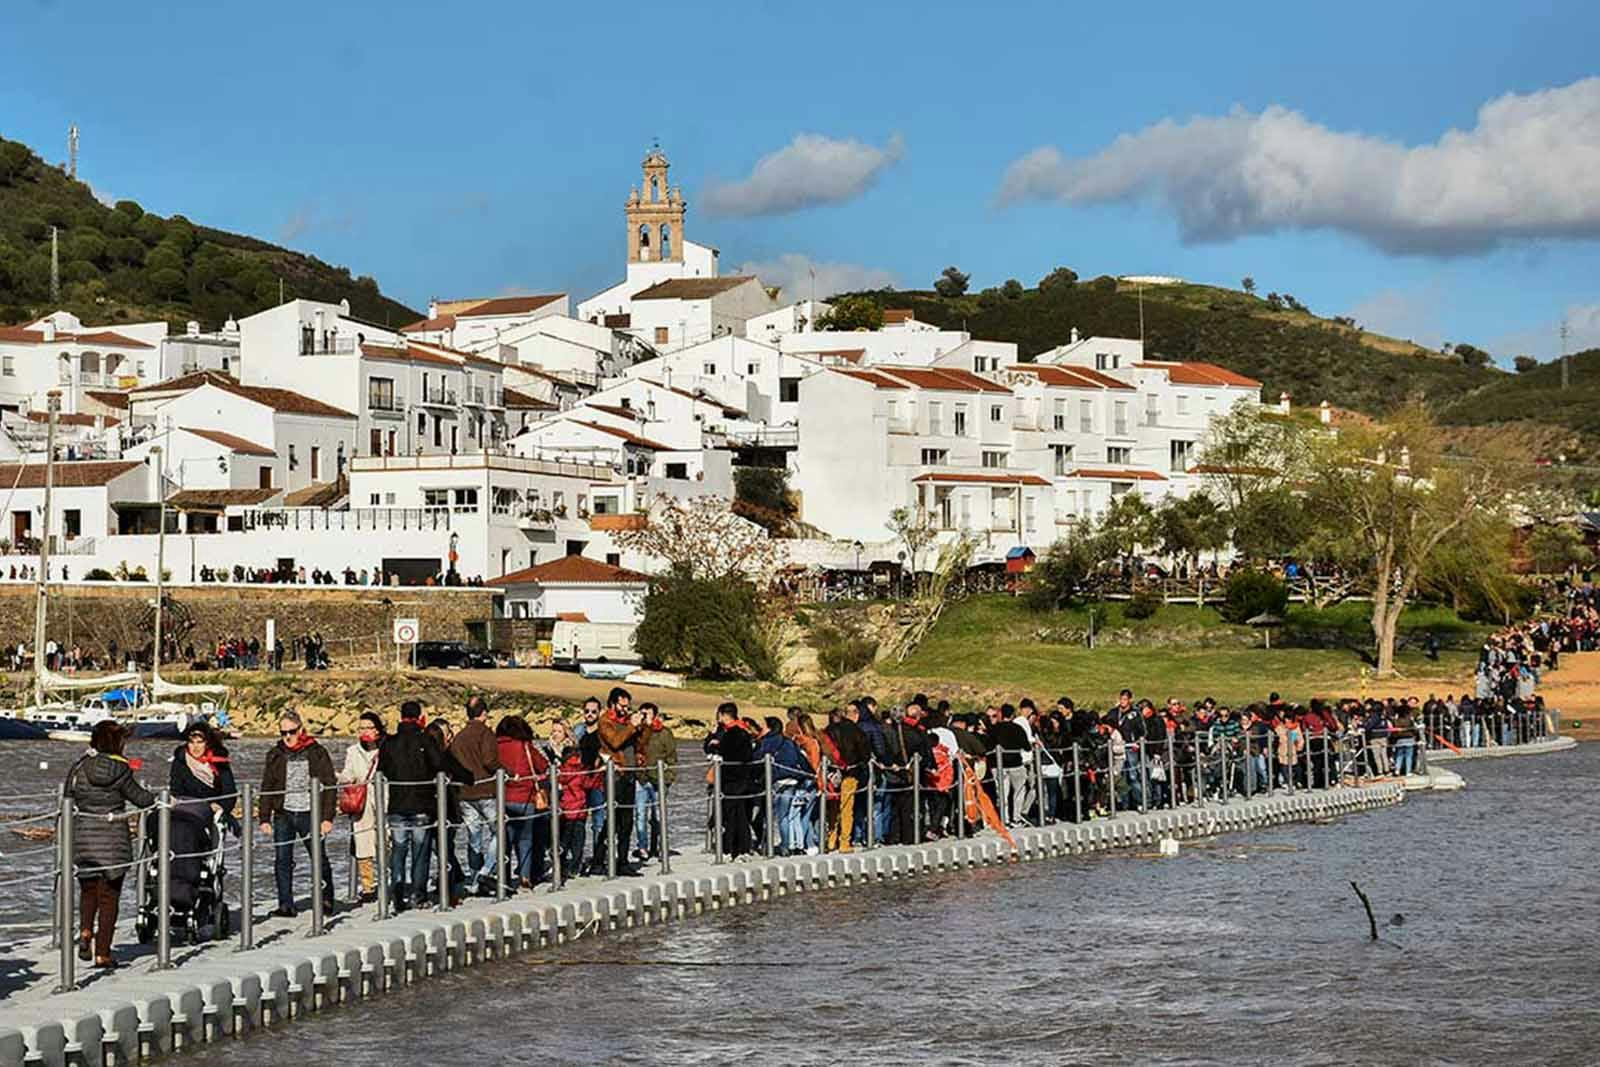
[0,134,419,330]
[1439,347,1600,437]
[836,274,1500,417]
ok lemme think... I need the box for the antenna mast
[67,124,78,179]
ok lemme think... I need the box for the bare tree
[615,496,782,583]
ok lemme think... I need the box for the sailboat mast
[152,444,165,681]
[33,391,59,710]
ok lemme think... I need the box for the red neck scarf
[283,732,316,752]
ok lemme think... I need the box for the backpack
[927,741,955,792]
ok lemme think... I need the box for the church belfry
[626,144,685,263]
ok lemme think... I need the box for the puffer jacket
[67,753,156,878]
[636,722,678,787]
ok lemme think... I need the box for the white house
[781,323,1016,371]
[487,554,647,623]
[625,276,778,353]
[401,293,568,351]
[617,335,820,430]
[0,458,156,547]
[744,300,830,345]
[0,311,166,416]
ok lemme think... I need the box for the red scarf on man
[283,731,316,752]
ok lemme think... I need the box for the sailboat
[0,396,216,741]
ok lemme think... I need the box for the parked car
[412,641,496,669]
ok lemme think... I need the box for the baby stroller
[135,799,232,945]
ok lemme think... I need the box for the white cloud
[736,253,897,300]
[998,78,1600,255]
[1346,282,1446,349]
[704,133,905,217]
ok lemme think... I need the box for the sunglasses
[279,728,300,736]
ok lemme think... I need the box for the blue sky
[3,0,1598,360]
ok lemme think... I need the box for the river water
[114,745,1587,1066]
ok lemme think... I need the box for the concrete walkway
[1428,735,1577,761]
[0,782,1404,1066]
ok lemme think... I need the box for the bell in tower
[626,142,686,264]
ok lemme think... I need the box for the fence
[0,709,1562,999]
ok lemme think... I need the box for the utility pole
[67,124,78,180]
[1561,319,1571,390]
[49,228,59,301]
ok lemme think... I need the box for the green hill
[836,274,1499,417]
[0,134,418,330]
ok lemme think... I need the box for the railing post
[548,762,562,893]
[1106,745,1116,819]
[762,754,775,859]
[372,776,388,921]
[711,759,724,865]
[1165,734,1177,810]
[1220,741,1230,803]
[817,756,828,852]
[1028,747,1043,827]
[156,790,172,969]
[1138,741,1149,814]
[495,769,508,902]
[1321,735,1331,790]
[953,757,966,839]
[240,783,256,949]
[434,772,450,912]
[309,779,326,936]
[604,760,617,880]
[992,747,1006,827]
[912,753,923,842]
[1071,743,1083,823]
[55,791,74,992]
[656,760,671,875]
[866,761,878,849]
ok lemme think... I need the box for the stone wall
[0,582,496,662]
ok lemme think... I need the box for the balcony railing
[300,337,358,355]
[420,386,458,406]
[241,506,454,532]
[367,394,405,415]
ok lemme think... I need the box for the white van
[550,620,640,669]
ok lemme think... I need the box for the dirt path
[447,667,782,725]
[1356,652,1599,741]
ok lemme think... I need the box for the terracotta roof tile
[632,276,755,301]
[1006,364,1136,391]
[879,367,1011,394]
[0,460,143,489]
[1064,468,1168,481]
[166,487,280,509]
[457,294,564,317]
[181,426,275,456]
[0,326,154,349]
[910,471,1051,486]
[130,371,355,418]
[569,420,673,451]
[23,411,118,427]
[83,390,130,410]
[1134,361,1261,388]
[882,309,914,324]
[836,368,907,390]
[501,386,557,410]
[400,313,457,333]
[488,555,648,587]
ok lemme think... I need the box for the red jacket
[497,737,550,807]
[558,752,599,820]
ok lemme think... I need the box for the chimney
[94,414,105,432]
[222,316,239,337]
[1069,327,1079,344]
[1278,391,1291,414]
[186,320,200,337]
[428,299,439,319]
[40,321,56,342]
[1318,400,1331,425]
[339,298,351,316]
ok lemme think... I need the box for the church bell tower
[626,143,685,264]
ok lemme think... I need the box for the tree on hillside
[1526,523,1592,575]
[1098,493,1156,567]
[1001,278,1025,299]
[733,466,797,536]
[815,295,883,331]
[1301,403,1527,675]
[1265,292,1284,310]
[933,266,970,297]
[1154,492,1230,571]
[1025,524,1108,611]
[1197,401,1315,515]
[1513,354,1538,373]
[1241,276,1256,294]
[1455,343,1492,368]
[1039,267,1078,292]
[887,505,939,596]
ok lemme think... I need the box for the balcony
[299,337,358,355]
[419,385,458,407]
[367,394,406,419]
[518,507,557,531]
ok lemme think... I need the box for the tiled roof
[166,487,280,509]
[883,309,914,324]
[881,367,1011,394]
[641,380,747,417]
[130,370,355,418]
[488,554,648,587]
[23,411,118,427]
[1064,468,1169,481]
[83,390,130,410]
[284,479,347,508]
[361,342,458,369]
[1007,364,1136,391]
[910,471,1051,486]
[0,460,143,489]
[836,368,907,390]
[631,276,755,301]
[555,611,590,622]
[603,314,631,328]
[584,403,643,421]
[458,294,564,317]
[1134,361,1261,388]
[501,387,557,410]
[588,513,648,532]
[811,348,865,364]
[399,314,456,333]
[181,426,275,456]
[569,420,673,451]
[0,326,154,349]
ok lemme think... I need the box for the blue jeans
[387,812,434,906]
[460,798,498,892]
[586,787,606,861]
[505,802,536,884]
[772,783,804,852]
[1123,750,1145,810]
[800,786,820,850]
[634,781,658,854]
[272,810,334,912]
[1392,739,1415,776]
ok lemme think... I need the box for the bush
[1219,569,1288,624]
[1123,590,1160,620]
[634,569,778,680]
[84,568,114,581]
[812,619,878,679]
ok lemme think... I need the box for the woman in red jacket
[496,716,551,890]
[554,723,599,883]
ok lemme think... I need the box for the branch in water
[1350,880,1378,942]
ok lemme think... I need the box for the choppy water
[146,746,1597,1066]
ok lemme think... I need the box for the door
[310,446,321,481]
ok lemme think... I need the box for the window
[577,493,588,515]
[259,466,273,489]
[370,429,382,455]
[1107,446,1132,465]
[1,356,11,376]
[1078,399,1093,433]
[450,427,458,452]
[989,404,1003,423]
[552,490,566,513]
[746,363,758,376]
[369,494,381,506]
[433,418,443,448]
[779,376,800,403]
[703,362,716,376]
[982,450,1008,469]
[1024,496,1036,534]
[1113,401,1129,436]
[385,492,395,505]
[63,509,81,539]
[920,448,948,466]
[593,495,619,515]
[927,401,943,436]
[1063,490,1077,516]
[664,462,689,479]
[492,488,517,515]
[288,444,297,470]
[1176,394,1190,415]
[953,406,968,437]
[452,488,478,513]
[1052,443,1074,476]
[1170,439,1194,473]
[387,430,397,457]
[424,489,450,509]
[368,377,395,411]
[1053,399,1066,431]
[1095,353,1109,370]
[310,446,321,481]
[136,360,145,377]
[655,327,669,345]
[1146,394,1159,426]
[606,552,621,567]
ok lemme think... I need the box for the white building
[487,554,647,623]
[0,458,155,547]
[626,275,778,353]
[400,293,567,351]
[160,319,242,381]
[0,311,166,416]
[744,300,830,345]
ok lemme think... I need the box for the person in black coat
[704,703,756,858]
[377,702,451,909]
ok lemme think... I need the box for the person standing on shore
[257,711,336,919]
[66,721,156,968]
[705,703,755,859]
[379,701,449,911]
[633,704,676,863]
[597,687,643,876]
[339,712,385,902]
[449,696,502,897]
[825,707,870,853]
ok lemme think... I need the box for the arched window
[79,351,101,383]
[650,176,660,202]
[659,223,672,259]
[638,224,652,260]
